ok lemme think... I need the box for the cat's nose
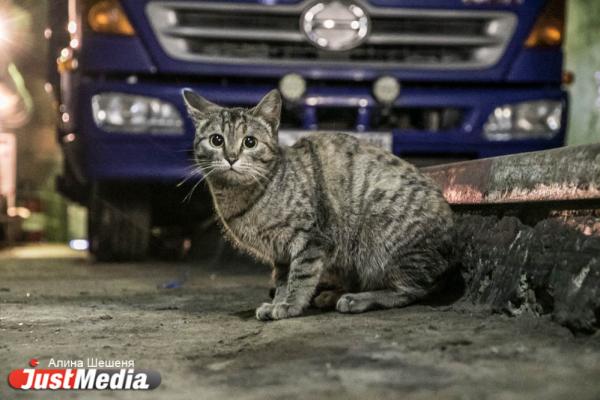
[225,157,238,166]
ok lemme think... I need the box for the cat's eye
[243,136,257,149]
[209,134,224,147]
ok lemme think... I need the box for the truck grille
[308,106,464,132]
[224,101,464,133]
[146,1,516,70]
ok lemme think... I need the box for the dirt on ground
[1,244,599,400]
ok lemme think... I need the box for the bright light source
[67,21,77,34]
[279,73,306,102]
[0,7,25,50]
[524,0,565,48]
[92,92,184,134]
[7,207,31,219]
[373,76,400,105]
[69,239,89,251]
[0,5,31,56]
[484,100,563,141]
[322,19,335,29]
[88,0,135,36]
[0,84,19,113]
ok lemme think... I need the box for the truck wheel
[88,183,150,262]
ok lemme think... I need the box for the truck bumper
[77,79,567,181]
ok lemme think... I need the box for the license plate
[278,130,393,153]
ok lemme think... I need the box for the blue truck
[48,0,567,260]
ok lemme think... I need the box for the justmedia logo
[8,359,161,390]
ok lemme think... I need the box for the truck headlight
[483,100,563,141]
[92,93,184,135]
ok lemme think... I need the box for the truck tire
[88,183,150,262]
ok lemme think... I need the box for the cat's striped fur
[182,89,454,320]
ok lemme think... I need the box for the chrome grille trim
[146,1,517,70]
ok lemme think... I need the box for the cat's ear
[251,89,282,133]
[181,89,221,122]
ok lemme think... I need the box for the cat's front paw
[255,303,274,321]
[255,302,301,321]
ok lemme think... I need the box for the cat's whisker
[252,169,270,181]
[182,167,221,203]
[250,171,270,184]
[180,164,205,174]
[237,163,270,182]
[177,171,202,187]
[249,163,271,176]
[235,165,268,187]
[176,164,215,187]
[243,170,265,187]
[182,177,206,203]
[191,161,218,168]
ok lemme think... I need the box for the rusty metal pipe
[422,144,600,205]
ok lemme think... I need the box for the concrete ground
[1,244,599,400]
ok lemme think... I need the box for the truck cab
[48,0,567,260]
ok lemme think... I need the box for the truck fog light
[483,100,563,141]
[373,76,400,105]
[279,73,306,102]
[92,92,184,134]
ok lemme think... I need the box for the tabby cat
[182,89,454,320]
